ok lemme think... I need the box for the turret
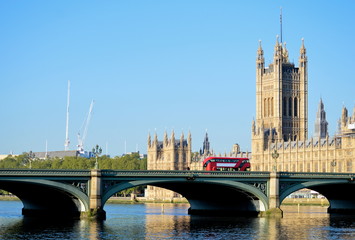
[147,132,151,148]
[342,106,348,127]
[180,132,184,146]
[274,35,283,64]
[188,131,192,147]
[299,38,307,67]
[256,40,264,72]
[170,130,175,145]
[282,42,289,63]
[153,132,158,146]
[314,98,328,139]
[163,131,168,147]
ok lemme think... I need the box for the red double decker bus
[203,157,250,171]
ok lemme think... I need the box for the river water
[0,201,355,239]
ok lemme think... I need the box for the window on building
[271,97,274,116]
[288,97,292,116]
[294,98,298,117]
[347,160,352,172]
[264,98,267,117]
[283,97,287,116]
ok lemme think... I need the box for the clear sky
[1,1,354,156]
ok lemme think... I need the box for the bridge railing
[0,169,91,176]
[279,172,355,179]
[101,170,271,178]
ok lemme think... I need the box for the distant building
[122,152,146,159]
[0,154,18,160]
[33,150,78,159]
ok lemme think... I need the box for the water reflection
[0,202,355,239]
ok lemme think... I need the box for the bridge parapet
[101,170,270,178]
[0,169,91,176]
[279,172,355,179]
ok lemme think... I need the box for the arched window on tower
[268,98,271,117]
[288,97,292,116]
[283,97,287,116]
[264,98,267,117]
[294,98,298,117]
[271,97,274,116]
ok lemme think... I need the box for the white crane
[77,100,94,153]
[64,80,70,151]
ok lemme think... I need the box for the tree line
[0,152,147,170]
[0,152,147,197]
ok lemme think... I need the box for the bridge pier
[261,172,283,217]
[86,169,106,220]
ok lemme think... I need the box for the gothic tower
[146,130,192,199]
[314,98,328,139]
[200,131,211,155]
[253,37,308,150]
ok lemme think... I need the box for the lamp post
[27,151,35,169]
[271,149,279,172]
[92,144,102,169]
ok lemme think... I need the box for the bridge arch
[279,179,355,213]
[0,179,89,218]
[102,179,268,216]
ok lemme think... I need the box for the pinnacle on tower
[314,98,328,139]
[147,132,151,147]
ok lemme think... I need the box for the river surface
[0,201,355,239]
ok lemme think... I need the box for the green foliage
[0,152,147,197]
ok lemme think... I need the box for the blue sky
[1,1,354,156]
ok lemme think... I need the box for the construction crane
[77,100,94,155]
[64,80,70,151]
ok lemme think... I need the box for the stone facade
[251,38,355,172]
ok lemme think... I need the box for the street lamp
[92,144,102,169]
[27,151,35,169]
[271,149,279,172]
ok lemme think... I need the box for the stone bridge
[0,169,354,219]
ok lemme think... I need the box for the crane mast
[64,80,70,151]
[77,100,94,154]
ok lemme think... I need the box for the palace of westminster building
[145,35,355,199]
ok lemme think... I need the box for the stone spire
[282,42,289,63]
[314,98,328,139]
[256,40,264,70]
[342,106,348,127]
[170,130,175,145]
[201,131,210,155]
[163,131,168,146]
[147,132,151,148]
[274,35,282,59]
[187,131,192,148]
[299,38,307,63]
[153,132,158,146]
[180,131,184,146]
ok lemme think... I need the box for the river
[0,200,354,239]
